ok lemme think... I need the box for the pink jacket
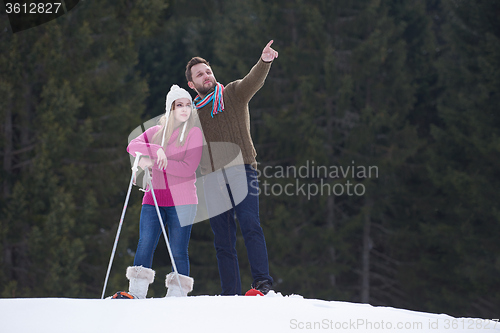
[127,125,203,207]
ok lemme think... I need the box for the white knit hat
[162,85,193,146]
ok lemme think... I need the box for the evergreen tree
[0,0,168,297]
[415,0,500,317]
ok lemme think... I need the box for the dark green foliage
[418,0,500,317]
[0,0,169,297]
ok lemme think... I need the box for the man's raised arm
[231,40,279,102]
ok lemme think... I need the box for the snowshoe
[245,288,264,296]
[110,291,136,299]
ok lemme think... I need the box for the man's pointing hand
[261,40,278,62]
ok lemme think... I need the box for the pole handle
[131,152,142,184]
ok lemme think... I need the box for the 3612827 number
[5,2,62,14]
[443,318,499,330]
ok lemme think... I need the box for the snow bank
[1,292,498,333]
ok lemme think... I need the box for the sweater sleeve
[230,58,272,104]
[127,125,163,159]
[160,127,203,178]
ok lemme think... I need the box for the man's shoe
[252,280,272,295]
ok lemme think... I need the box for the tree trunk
[361,201,372,303]
[3,99,13,199]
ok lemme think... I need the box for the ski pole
[146,167,184,289]
[101,152,142,299]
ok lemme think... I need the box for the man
[186,41,278,295]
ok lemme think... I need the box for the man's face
[188,63,216,96]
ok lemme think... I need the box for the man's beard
[194,79,216,96]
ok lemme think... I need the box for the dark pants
[204,164,273,295]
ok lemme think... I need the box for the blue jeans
[204,164,273,295]
[133,204,196,276]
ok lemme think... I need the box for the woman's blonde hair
[152,101,197,148]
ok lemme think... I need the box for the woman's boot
[126,266,155,299]
[165,272,193,297]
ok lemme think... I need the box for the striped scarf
[193,82,225,118]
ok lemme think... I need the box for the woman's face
[172,98,192,127]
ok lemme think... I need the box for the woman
[118,85,203,299]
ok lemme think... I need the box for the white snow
[1,291,498,333]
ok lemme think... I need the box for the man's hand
[261,40,278,62]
